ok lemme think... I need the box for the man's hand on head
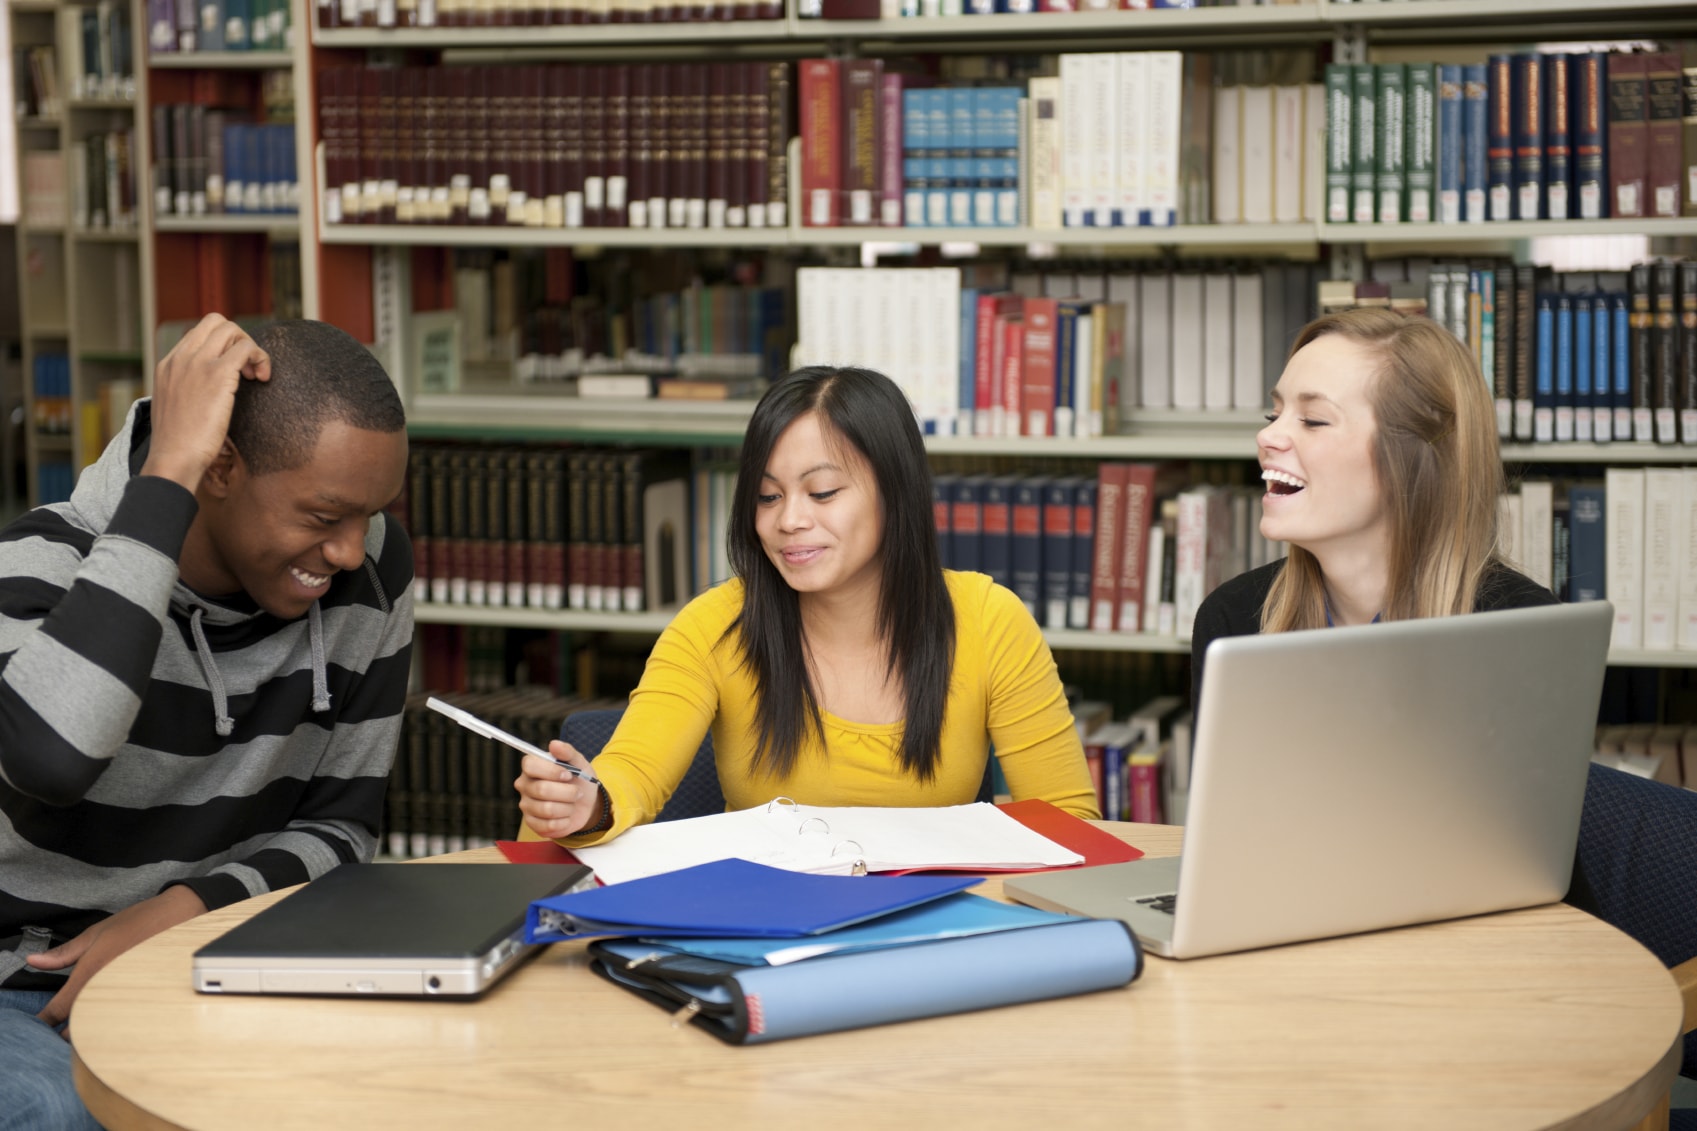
[141,313,272,494]
[27,884,208,1033]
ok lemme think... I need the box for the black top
[1189,558,1559,709]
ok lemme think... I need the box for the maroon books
[1606,53,1649,218]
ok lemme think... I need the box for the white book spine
[1139,273,1172,410]
[1201,274,1235,410]
[1212,85,1242,225]
[1108,274,1141,419]
[1642,468,1684,651]
[1028,77,1063,230]
[1059,55,1091,228]
[935,268,963,435]
[1497,492,1523,577]
[1606,467,1646,651]
[1141,522,1166,634]
[1239,85,1275,225]
[1086,53,1119,227]
[1232,273,1265,410]
[1518,480,1554,592]
[1143,51,1183,227]
[1115,53,1148,229]
[1173,488,1211,639]
[1680,468,1697,651]
[1168,274,1205,411]
[1273,85,1305,224]
[1302,83,1326,223]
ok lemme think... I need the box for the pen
[424,697,601,787]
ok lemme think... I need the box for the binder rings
[525,858,980,942]
[587,917,1143,1044]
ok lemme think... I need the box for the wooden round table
[70,826,1684,1131]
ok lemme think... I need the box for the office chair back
[559,708,726,822]
[1570,762,1697,1082]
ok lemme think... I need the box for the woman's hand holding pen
[516,741,605,839]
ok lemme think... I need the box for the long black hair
[725,366,956,782]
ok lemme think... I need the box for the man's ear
[200,439,242,498]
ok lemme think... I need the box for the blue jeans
[0,989,105,1131]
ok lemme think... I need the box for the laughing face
[754,411,885,605]
[1257,334,1391,565]
[196,419,409,620]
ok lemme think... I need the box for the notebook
[192,863,594,998]
[1004,601,1613,959]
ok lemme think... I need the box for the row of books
[149,106,299,216]
[20,153,67,229]
[1323,49,1696,226]
[148,0,294,53]
[14,46,64,120]
[1320,257,1697,447]
[56,3,135,104]
[1072,695,1192,826]
[31,354,72,435]
[794,262,1323,437]
[935,464,1283,636]
[813,0,1266,13]
[1499,469,1697,654]
[321,0,783,31]
[320,62,792,230]
[71,130,139,231]
[384,692,628,859]
[403,444,693,613]
[1594,724,1697,793]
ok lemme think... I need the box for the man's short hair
[228,320,407,476]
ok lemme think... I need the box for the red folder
[995,799,1144,868]
[498,839,579,865]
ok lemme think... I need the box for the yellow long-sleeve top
[563,570,1100,846]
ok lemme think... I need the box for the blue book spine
[1010,477,1046,617]
[199,0,226,51]
[971,88,995,228]
[1554,293,1574,441]
[223,123,245,213]
[1053,302,1079,438]
[1436,65,1463,224]
[1544,53,1572,220]
[1566,485,1606,603]
[1462,64,1488,223]
[1486,54,1515,220]
[1041,479,1075,630]
[1534,292,1555,442]
[932,474,957,571]
[980,476,1015,592]
[951,475,985,575]
[903,88,928,227]
[1592,293,1612,441]
[1573,293,1593,442]
[927,89,952,227]
[1069,478,1095,630]
[1573,52,1607,219]
[958,287,978,436]
[1511,53,1545,221]
[223,0,249,48]
[989,87,1021,227]
[1611,292,1632,440]
[948,87,974,227]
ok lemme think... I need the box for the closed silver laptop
[1005,601,1613,959]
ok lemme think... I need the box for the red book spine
[1606,53,1649,218]
[878,72,905,227]
[650,64,674,228]
[1115,463,1157,635]
[667,63,693,228]
[448,67,471,225]
[767,61,791,229]
[467,67,493,224]
[799,59,841,227]
[1000,313,1025,437]
[503,451,526,607]
[1645,51,1684,218]
[580,65,605,227]
[604,65,631,227]
[744,62,768,228]
[1090,462,1129,631]
[525,64,548,226]
[627,65,652,228]
[688,62,709,227]
[1021,297,1058,438]
[707,62,732,227]
[545,64,569,228]
[359,68,381,223]
[841,58,881,226]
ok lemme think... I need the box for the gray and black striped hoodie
[0,399,414,989]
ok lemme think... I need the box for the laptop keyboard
[1136,894,1178,916]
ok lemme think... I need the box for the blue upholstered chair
[1567,762,1697,1129]
[559,707,726,822]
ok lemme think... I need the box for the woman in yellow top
[516,365,1100,844]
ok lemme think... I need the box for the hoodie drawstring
[189,606,235,737]
[189,603,333,738]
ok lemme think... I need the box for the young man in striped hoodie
[0,314,414,1129]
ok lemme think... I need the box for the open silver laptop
[193,863,594,997]
[1005,601,1613,959]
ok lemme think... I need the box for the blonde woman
[1190,306,1555,707]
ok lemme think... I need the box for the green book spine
[1405,64,1436,222]
[1324,64,1353,223]
[1375,63,1406,224]
[1351,63,1378,224]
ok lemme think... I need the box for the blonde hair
[1261,307,1504,633]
